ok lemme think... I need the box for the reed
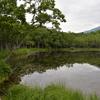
[2,84,100,100]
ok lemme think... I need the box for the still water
[1,51,100,96]
[20,63,100,96]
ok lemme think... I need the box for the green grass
[12,47,100,57]
[12,48,46,56]
[0,61,12,83]
[1,48,100,59]
[2,84,100,100]
[0,48,46,59]
[12,48,31,56]
[53,47,100,51]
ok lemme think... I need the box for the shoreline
[1,48,100,100]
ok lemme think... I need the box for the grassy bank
[53,47,100,51]
[1,48,100,59]
[2,84,99,100]
[0,61,12,83]
[1,48,100,99]
[12,48,47,56]
[0,47,100,82]
[0,48,46,60]
[0,48,46,83]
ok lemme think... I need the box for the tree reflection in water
[1,51,100,95]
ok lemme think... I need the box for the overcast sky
[18,0,100,33]
[55,0,100,32]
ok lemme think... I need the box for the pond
[1,51,100,96]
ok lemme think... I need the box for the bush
[0,61,12,81]
[0,50,9,60]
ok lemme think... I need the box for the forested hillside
[83,26,100,33]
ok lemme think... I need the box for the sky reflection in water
[20,63,100,96]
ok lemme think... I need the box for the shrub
[0,50,9,60]
[0,61,12,81]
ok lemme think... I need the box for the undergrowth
[0,61,12,83]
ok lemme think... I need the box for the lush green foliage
[25,0,66,29]
[0,0,66,61]
[0,50,11,82]
[0,61,12,82]
[0,50,9,60]
[1,0,100,61]
[0,0,66,50]
[28,30,100,48]
[2,84,99,100]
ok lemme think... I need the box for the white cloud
[17,0,100,33]
[55,0,100,32]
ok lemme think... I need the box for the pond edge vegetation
[1,48,100,100]
[1,47,100,83]
[2,83,100,100]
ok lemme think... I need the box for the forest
[1,25,100,50]
[1,0,100,52]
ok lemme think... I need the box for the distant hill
[83,26,100,33]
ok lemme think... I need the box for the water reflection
[1,51,100,96]
[20,63,100,96]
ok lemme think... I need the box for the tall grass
[2,84,100,100]
[44,83,84,100]
[0,61,12,83]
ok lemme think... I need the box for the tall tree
[0,0,27,61]
[25,0,66,29]
[0,0,66,61]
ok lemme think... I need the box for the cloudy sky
[55,0,100,32]
[18,0,100,33]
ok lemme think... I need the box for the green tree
[0,0,66,61]
[25,0,66,29]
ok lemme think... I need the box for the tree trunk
[5,42,9,50]
[37,41,40,48]
[0,43,3,51]
[2,37,25,62]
